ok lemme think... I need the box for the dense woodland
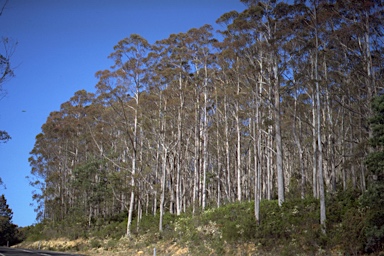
[27,0,383,252]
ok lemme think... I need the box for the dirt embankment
[14,237,190,256]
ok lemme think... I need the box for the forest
[24,0,383,254]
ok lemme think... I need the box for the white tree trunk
[273,59,284,207]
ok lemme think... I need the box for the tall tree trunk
[236,71,242,202]
[215,87,222,208]
[224,92,231,202]
[312,97,318,198]
[193,88,200,214]
[159,147,167,232]
[159,98,167,232]
[313,3,326,232]
[254,88,261,223]
[202,64,208,210]
[293,84,305,199]
[273,57,285,207]
[126,106,137,237]
[176,73,183,216]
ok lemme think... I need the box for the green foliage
[22,223,45,242]
[173,199,322,254]
[360,182,384,253]
[0,194,22,246]
[360,93,384,253]
[327,189,365,254]
[202,201,256,242]
[365,151,384,181]
[105,238,119,250]
[23,192,384,255]
[92,218,126,239]
[173,213,220,254]
[89,238,102,248]
[257,198,322,254]
[72,159,110,212]
[25,212,127,241]
[132,213,159,236]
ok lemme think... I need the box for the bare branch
[0,0,9,16]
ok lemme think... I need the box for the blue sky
[0,0,245,227]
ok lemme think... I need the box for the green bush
[360,182,384,253]
[105,238,118,250]
[326,189,365,254]
[361,92,384,253]
[202,201,256,242]
[23,223,45,242]
[89,238,102,248]
[92,218,126,239]
[24,190,382,255]
[134,214,158,234]
[254,198,322,254]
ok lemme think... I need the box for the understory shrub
[23,189,382,255]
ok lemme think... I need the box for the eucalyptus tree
[213,32,240,205]
[216,1,268,222]
[29,110,70,222]
[329,0,384,192]
[29,89,103,227]
[267,0,328,229]
[153,32,193,216]
[148,37,184,231]
[306,0,382,230]
[96,34,151,237]
[218,0,287,210]
[62,90,112,226]
[214,30,242,204]
[184,24,217,210]
[26,0,384,241]
[207,31,234,205]
[237,0,288,207]
[217,7,269,208]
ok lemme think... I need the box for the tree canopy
[0,194,19,246]
[0,0,15,143]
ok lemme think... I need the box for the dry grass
[14,236,191,256]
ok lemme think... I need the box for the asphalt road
[0,247,84,256]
